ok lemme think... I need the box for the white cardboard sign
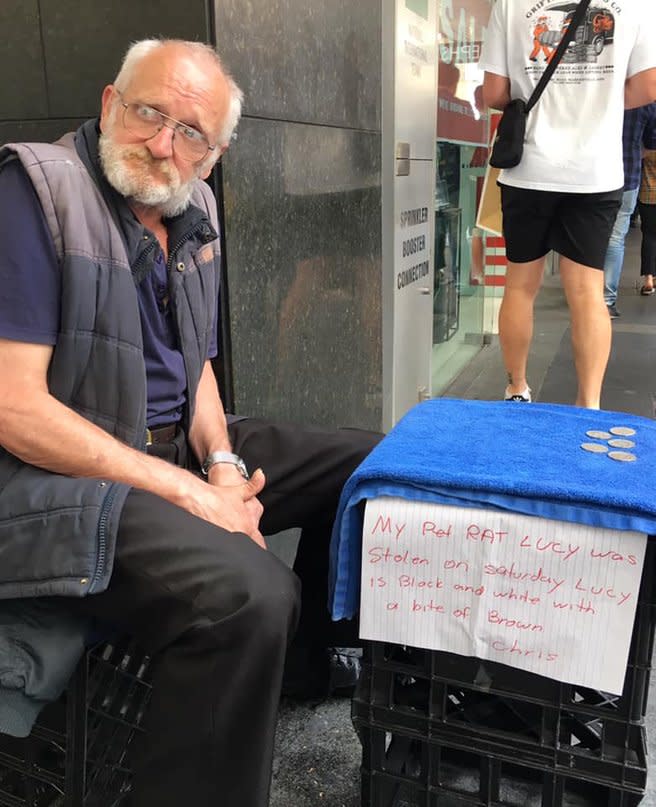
[360,497,647,693]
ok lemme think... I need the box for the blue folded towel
[330,399,656,619]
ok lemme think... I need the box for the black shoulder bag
[489,0,591,169]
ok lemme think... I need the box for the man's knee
[207,547,301,640]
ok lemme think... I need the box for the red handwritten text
[493,588,541,605]
[411,599,446,613]
[368,547,429,566]
[574,579,631,605]
[553,599,595,614]
[519,536,579,561]
[466,524,507,545]
[491,639,558,662]
[488,610,544,632]
[453,583,485,596]
[484,564,565,594]
[422,522,453,539]
[444,559,469,572]
[399,575,443,589]
[371,515,406,540]
[590,549,638,565]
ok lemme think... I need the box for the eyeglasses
[116,91,215,163]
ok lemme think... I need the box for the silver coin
[608,451,637,463]
[581,443,609,454]
[608,439,635,449]
[586,430,612,440]
[609,427,637,437]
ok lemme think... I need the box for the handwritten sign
[360,498,647,694]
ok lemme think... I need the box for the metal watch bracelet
[201,451,249,478]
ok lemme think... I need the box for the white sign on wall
[360,497,647,694]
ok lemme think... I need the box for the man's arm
[483,72,511,112]
[187,361,265,542]
[0,339,265,544]
[188,360,264,485]
[626,69,656,110]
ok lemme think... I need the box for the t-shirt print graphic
[528,4,615,66]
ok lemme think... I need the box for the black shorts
[499,184,623,269]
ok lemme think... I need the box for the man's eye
[179,125,205,143]
[136,105,161,122]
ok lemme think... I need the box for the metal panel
[382,0,437,429]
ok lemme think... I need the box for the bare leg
[559,256,610,409]
[498,258,546,396]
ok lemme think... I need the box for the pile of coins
[580,427,637,462]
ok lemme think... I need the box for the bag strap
[526,0,592,113]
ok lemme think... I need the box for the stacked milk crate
[330,399,656,807]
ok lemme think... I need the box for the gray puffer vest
[0,119,221,735]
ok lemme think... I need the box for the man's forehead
[125,47,223,98]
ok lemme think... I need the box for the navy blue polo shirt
[0,160,218,426]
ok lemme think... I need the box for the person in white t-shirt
[479,0,656,408]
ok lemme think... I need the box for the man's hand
[178,467,267,548]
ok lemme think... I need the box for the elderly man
[0,39,377,806]
[479,0,656,408]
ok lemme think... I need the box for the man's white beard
[98,134,196,218]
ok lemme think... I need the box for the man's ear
[99,85,116,133]
[199,145,228,180]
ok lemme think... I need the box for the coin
[580,443,609,454]
[608,451,637,463]
[608,439,635,449]
[586,430,612,440]
[609,427,636,437]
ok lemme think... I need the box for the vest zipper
[166,221,213,272]
[91,482,119,591]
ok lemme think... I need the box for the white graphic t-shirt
[479,0,656,193]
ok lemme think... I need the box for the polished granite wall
[1,0,383,431]
[0,0,211,139]
[216,0,383,431]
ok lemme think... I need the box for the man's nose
[146,124,175,159]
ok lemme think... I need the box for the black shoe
[281,646,362,700]
[328,647,362,694]
[607,303,620,319]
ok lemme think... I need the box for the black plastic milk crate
[352,536,656,801]
[356,722,645,807]
[0,638,152,807]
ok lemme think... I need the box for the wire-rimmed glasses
[116,91,215,163]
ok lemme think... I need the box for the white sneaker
[504,386,532,402]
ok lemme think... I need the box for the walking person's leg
[498,184,555,401]
[639,201,656,293]
[559,257,611,409]
[498,258,545,399]
[603,187,639,311]
[555,188,622,409]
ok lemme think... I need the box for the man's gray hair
[113,38,243,149]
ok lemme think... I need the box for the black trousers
[69,417,380,807]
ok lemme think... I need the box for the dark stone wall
[0,0,210,140]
